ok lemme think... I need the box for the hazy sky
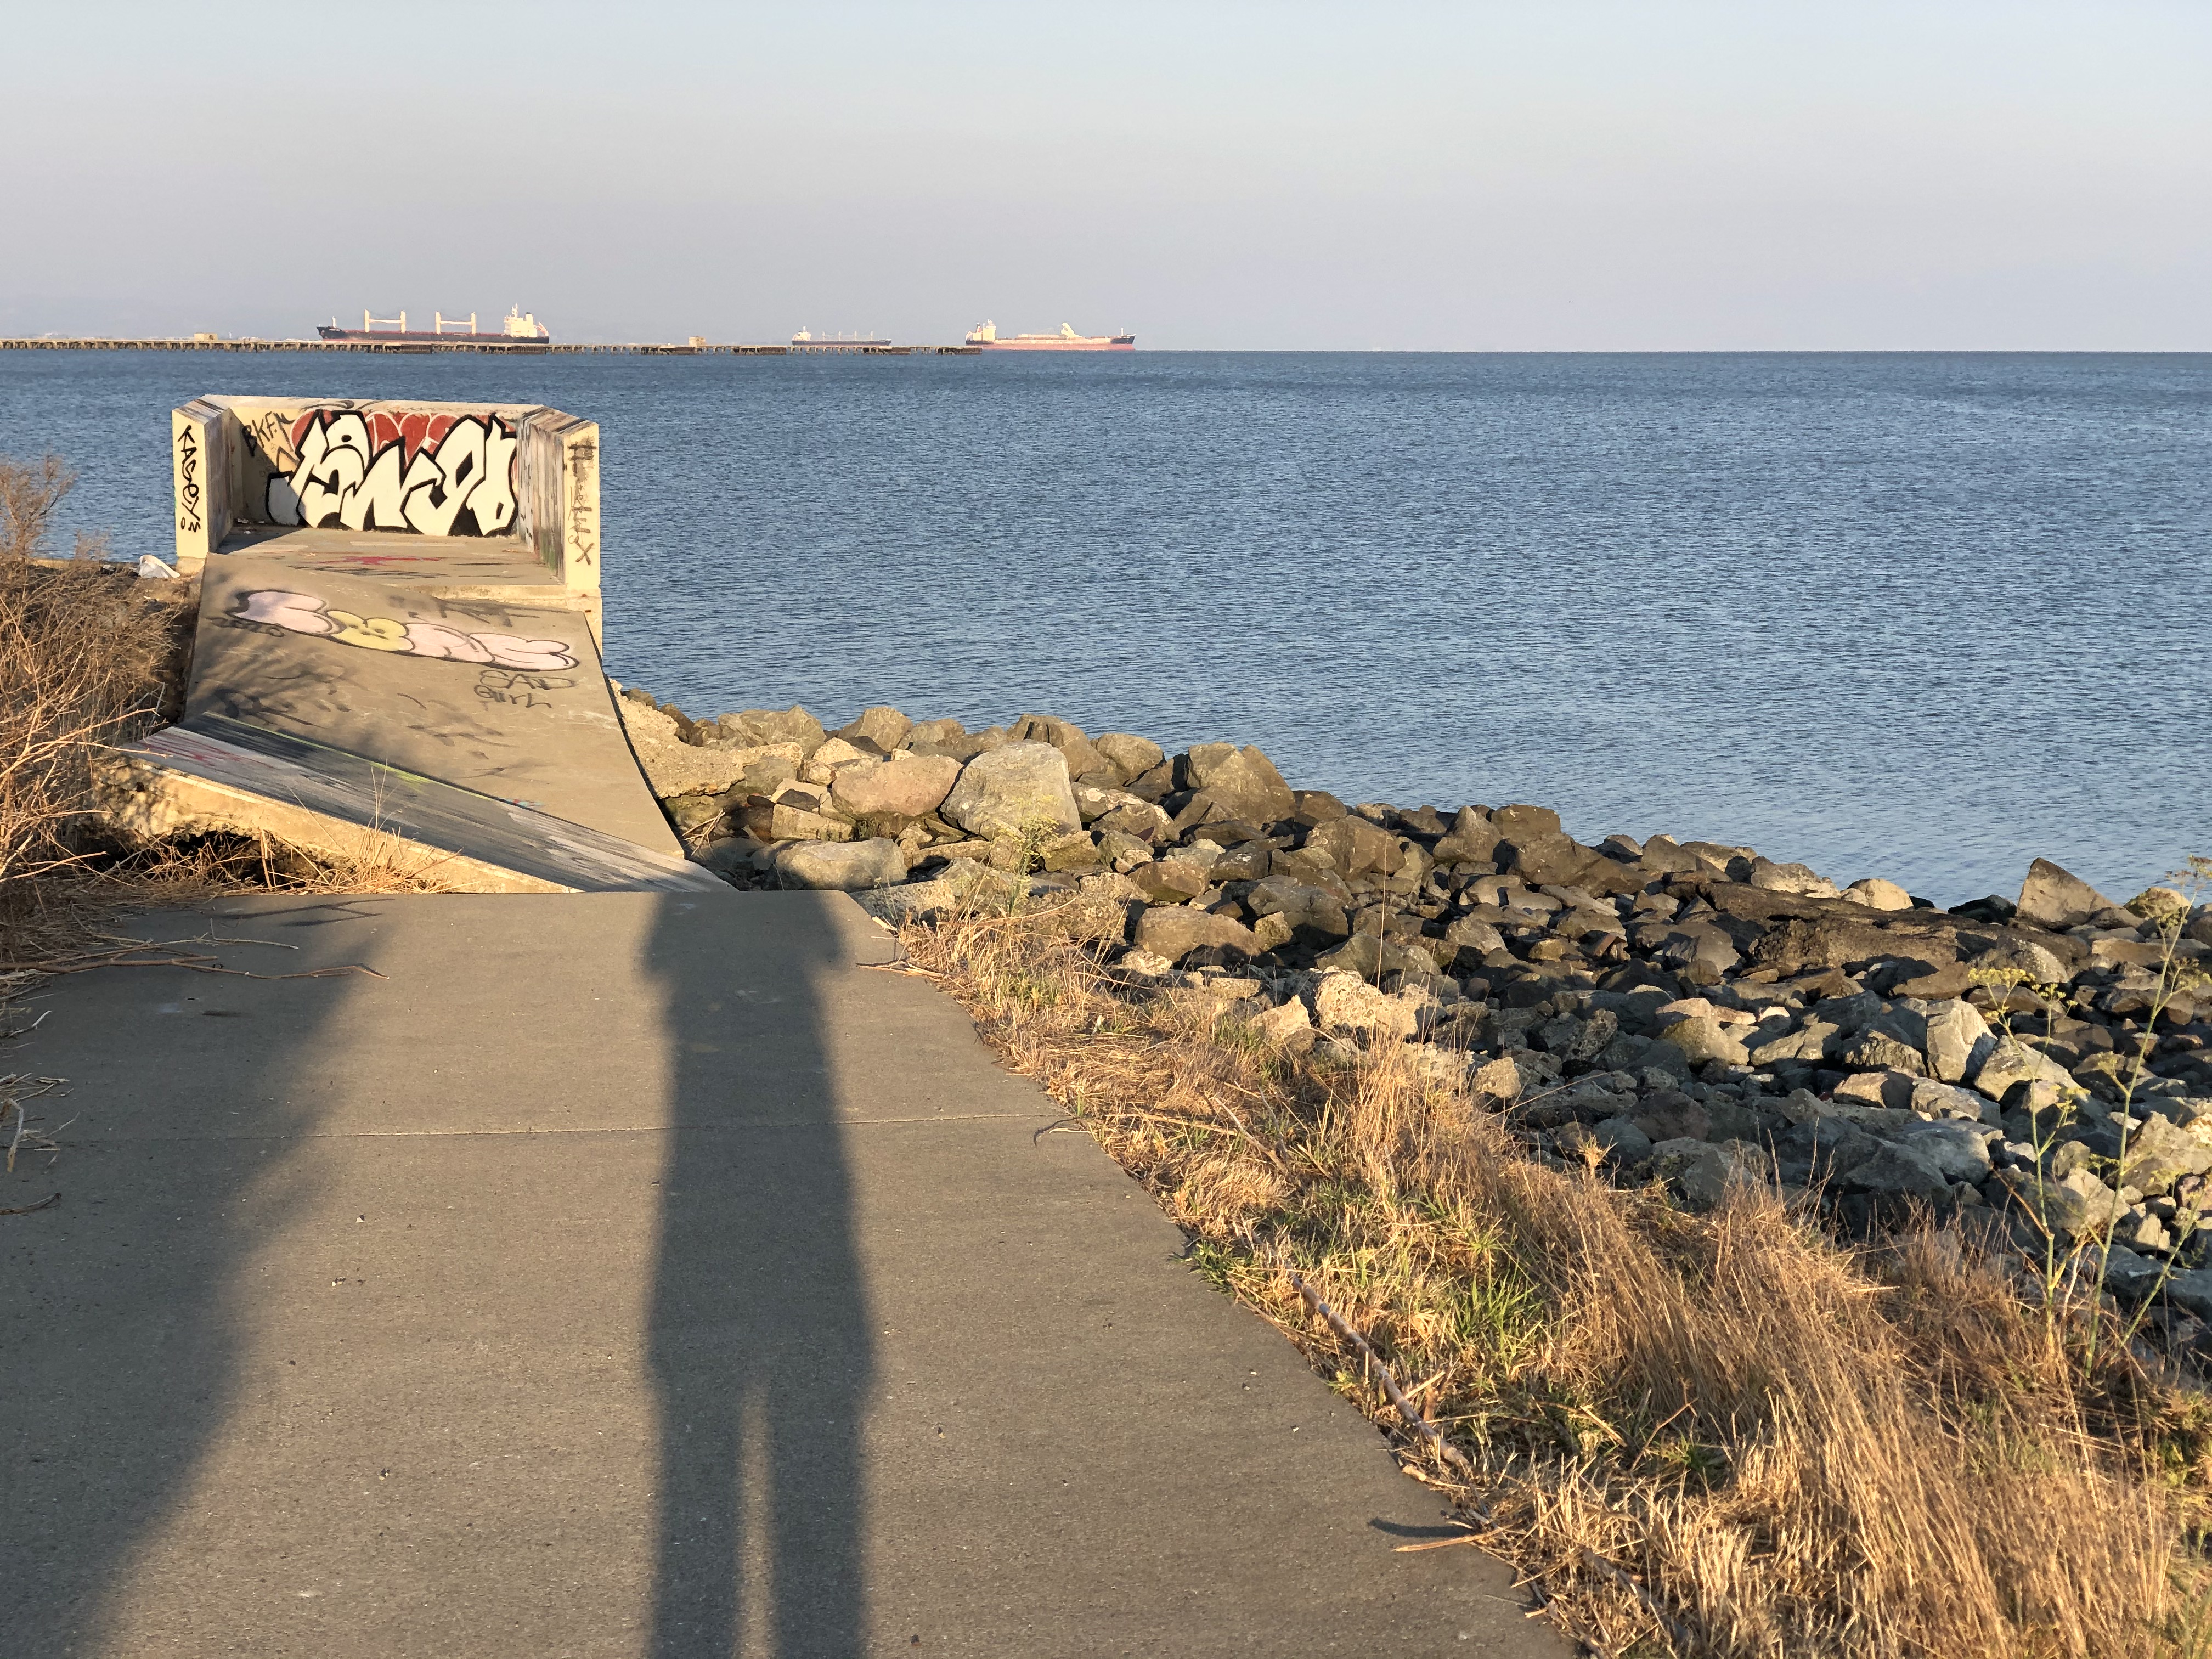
[3,1,2205,348]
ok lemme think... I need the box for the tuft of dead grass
[902,895,2212,1659]
[0,453,188,902]
[0,450,456,968]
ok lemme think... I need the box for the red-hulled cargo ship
[315,305,551,351]
[964,321,1134,351]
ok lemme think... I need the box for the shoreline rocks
[618,685,2212,1305]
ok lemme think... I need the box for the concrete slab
[189,545,673,853]
[105,717,724,894]
[0,893,1564,1658]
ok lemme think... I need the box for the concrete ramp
[114,397,719,893]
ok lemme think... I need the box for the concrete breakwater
[620,686,2212,1307]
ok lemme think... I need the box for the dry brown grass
[0,450,456,969]
[0,454,187,898]
[903,895,2212,1658]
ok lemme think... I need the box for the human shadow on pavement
[0,898,377,1651]
[640,888,874,1657]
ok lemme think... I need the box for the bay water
[2,349,2204,906]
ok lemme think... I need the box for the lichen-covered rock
[1130,861,1210,903]
[1092,799,1172,843]
[1593,1116,1652,1161]
[940,742,1081,840]
[619,699,683,746]
[1245,876,1351,938]
[775,838,906,890]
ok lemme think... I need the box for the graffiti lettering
[473,667,575,711]
[566,438,597,570]
[245,408,300,472]
[266,410,518,538]
[176,425,202,534]
[476,669,576,692]
[230,590,577,672]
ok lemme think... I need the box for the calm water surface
[2,350,2205,906]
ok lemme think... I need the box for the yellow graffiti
[324,610,412,652]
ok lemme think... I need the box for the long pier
[0,337,979,356]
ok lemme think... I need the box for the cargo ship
[315,305,551,349]
[791,328,891,347]
[964,321,1135,351]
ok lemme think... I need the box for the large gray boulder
[1968,936,2072,988]
[1751,1019,1839,1066]
[836,705,911,751]
[940,742,1081,839]
[775,838,907,891]
[2004,1165,2126,1238]
[1838,1028,1927,1077]
[2016,857,2117,930]
[830,753,961,820]
[1886,1119,1995,1183]
[1302,813,1398,877]
[1972,1040,2075,1105]
[1311,973,1421,1042]
[1132,905,1259,964]
[1008,714,1109,780]
[1094,732,1165,785]
[1244,875,1351,938]
[713,704,827,758]
[1498,832,1600,888]
[1909,1077,1994,1120]
[851,877,962,924]
[1922,1000,1996,1083]
[1654,1141,1770,1212]
[1651,1015,1750,1069]
[2117,1113,2212,1197]
[1837,1139,1952,1203]
[1181,743,1295,823]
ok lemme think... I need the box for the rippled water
[3,349,2205,905]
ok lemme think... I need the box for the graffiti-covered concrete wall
[171,397,600,599]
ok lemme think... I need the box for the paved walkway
[1,890,1561,1657]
